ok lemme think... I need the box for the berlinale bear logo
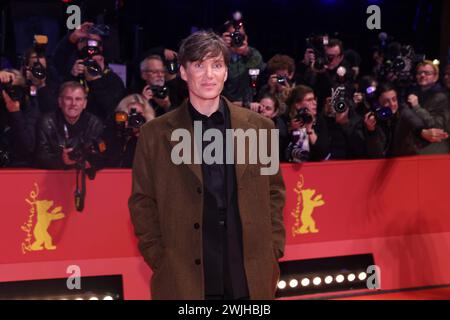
[21,183,65,254]
[291,175,325,236]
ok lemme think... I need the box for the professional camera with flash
[115,108,146,139]
[306,34,329,71]
[78,39,103,77]
[331,85,348,113]
[230,11,245,48]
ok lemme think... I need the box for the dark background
[0,0,446,76]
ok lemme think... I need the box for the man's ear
[224,67,228,82]
[180,65,187,82]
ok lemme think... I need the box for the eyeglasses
[417,70,435,76]
[143,69,165,75]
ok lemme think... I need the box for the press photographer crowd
[1,11,450,172]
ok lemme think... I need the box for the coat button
[195,259,201,265]
[194,223,200,229]
[196,187,202,194]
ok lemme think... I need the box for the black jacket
[35,109,104,169]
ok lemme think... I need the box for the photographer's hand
[421,128,449,143]
[164,49,177,61]
[250,102,261,113]
[142,85,154,101]
[69,22,94,44]
[407,94,420,109]
[0,71,15,84]
[62,148,77,166]
[290,119,303,131]
[335,108,350,125]
[364,112,377,132]
[221,32,232,48]
[154,96,171,110]
[71,60,86,77]
[2,90,20,112]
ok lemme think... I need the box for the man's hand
[290,119,303,131]
[153,96,171,109]
[407,94,420,109]
[142,85,154,101]
[0,71,15,84]
[62,148,77,166]
[221,32,232,48]
[353,92,363,104]
[250,102,261,113]
[364,112,377,132]
[164,49,177,61]
[71,60,86,77]
[421,128,449,143]
[2,90,20,112]
[335,108,350,125]
[69,22,94,44]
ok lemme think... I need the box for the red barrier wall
[1,155,450,299]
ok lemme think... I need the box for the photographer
[303,38,355,115]
[323,90,366,160]
[53,22,125,122]
[364,82,448,158]
[406,60,450,154]
[103,94,154,168]
[221,15,265,104]
[22,43,60,114]
[140,55,183,117]
[285,85,329,162]
[250,93,289,162]
[0,69,41,167]
[35,81,104,169]
[257,54,296,116]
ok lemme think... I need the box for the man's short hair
[140,54,164,72]
[267,54,295,75]
[376,82,397,100]
[416,60,439,75]
[326,39,344,55]
[58,81,87,98]
[178,30,230,68]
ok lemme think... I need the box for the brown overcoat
[129,98,286,300]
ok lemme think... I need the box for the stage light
[103,295,114,300]
[89,297,99,300]
[289,279,299,288]
[325,276,333,284]
[313,277,322,286]
[336,275,345,283]
[277,281,287,290]
[75,297,83,300]
[301,278,310,287]
[348,273,356,282]
[358,272,367,281]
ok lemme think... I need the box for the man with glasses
[407,60,450,154]
[140,55,173,117]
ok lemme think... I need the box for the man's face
[416,64,438,88]
[141,59,166,86]
[58,88,87,123]
[379,90,398,114]
[325,45,343,70]
[180,54,228,103]
[28,53,47,68]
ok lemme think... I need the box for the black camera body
[30,61,46,80]
[68,138,106,164]
[166,58,179,75]
[231,28,245,48]
[306,34,330,71]
[331,85,348,113]
[0,81,24,102]
[295,107,314,125]
[151,85,168,99]
[78,39,103,77]
[115,108,146,139]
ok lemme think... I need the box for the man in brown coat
[129,30,285,300]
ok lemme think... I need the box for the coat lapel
[227,100,258,183]
[166,102,203,184]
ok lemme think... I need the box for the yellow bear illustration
[299,189,325,234]
[30,200,65,251]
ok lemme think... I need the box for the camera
[166,57,179,75]
[28,35,48,79]
[230,11,245,48]
[0,81,24,102]
[68,138,106,163]
[295,107,314,125]
[115,108,146,132]
[151,85,168,99]
[30,61,46,80]
[276,75,287,85]
[306,34,329,71]
[364,86,393,121]
[331,85,348,113]
[78,39,103,77]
